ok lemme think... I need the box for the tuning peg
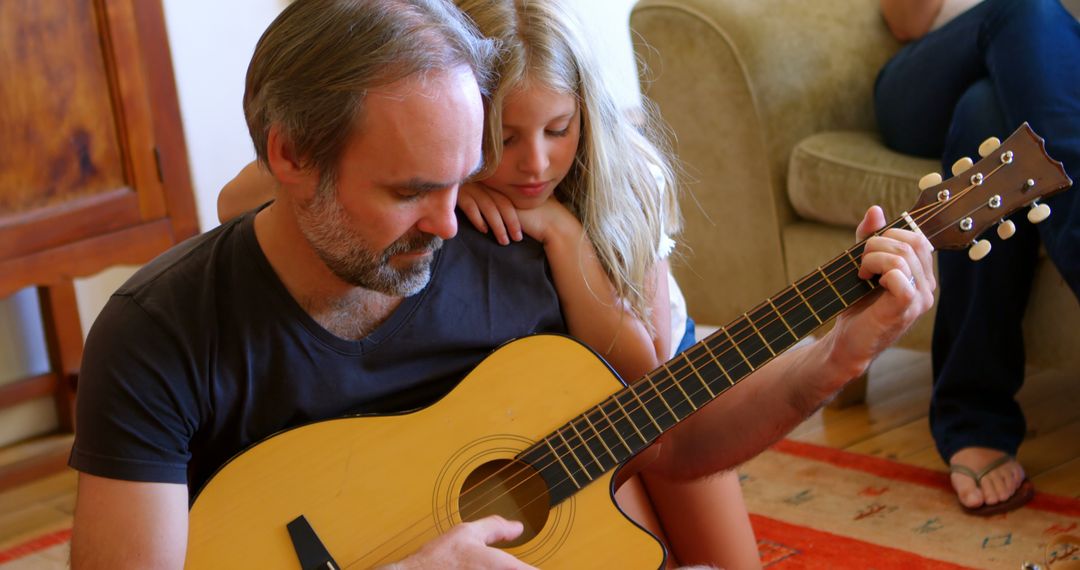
[997,219,1016,239]
[968,239,992,261]
[952,157,974,176]
[1028,200,1051,223]
[918,172,943,190]
[978,137,1001,158]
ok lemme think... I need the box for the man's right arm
[71,474,188,569]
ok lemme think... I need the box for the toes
[982,474,1008,505]
[950,473,985,508]
[981,462,1025,505]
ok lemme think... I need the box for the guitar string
[349,168,1006,567]
[349,178,997,568]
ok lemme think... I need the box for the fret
[773,286,820,337]
[543,437,581,489]
[701,340,736,386]
[628,385,664,433]
[745,311,776,357]
[750,303,797,358]
[826,255,874,306]
[647,378,679,420]
[596,402,634,453]
[802,271,845,322]
[721,326,755,372]
[612,392,649,444]
[681,351,717,399]
[568,420,605,475]
[555,429,592,479]
[817,266,848,308]
[664,364,700,412]
[766,297,798,341]
[582,412,618,463]
[844,249,861,272]
[791,281,823,325]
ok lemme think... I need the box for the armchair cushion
[788,131,939,227]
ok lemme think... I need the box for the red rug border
[0,529,71,564]
[750,513,977,569]
[771,439,1080,517]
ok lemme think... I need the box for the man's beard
[294,176,443,297]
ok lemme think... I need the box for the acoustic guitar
[186,124,1072,569]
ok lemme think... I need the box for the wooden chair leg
[828,371,868,409]
[38,281,83,432]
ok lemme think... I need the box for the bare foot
[948,447,1026,509]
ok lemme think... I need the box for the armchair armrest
[631,0,900,324]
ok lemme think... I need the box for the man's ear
[266,124,317,195]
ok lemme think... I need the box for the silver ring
[908,275,917,288]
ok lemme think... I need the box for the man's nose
[417,187,458,240]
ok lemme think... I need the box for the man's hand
[825,205,936,383]
[386,515,536,570]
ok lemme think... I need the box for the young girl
[219,0,760,566]
[453,3,761,566]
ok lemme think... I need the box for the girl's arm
[218,161,276,223]
[520,199,666,383]
[880,0,945,42]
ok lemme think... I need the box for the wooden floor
[0,347,1078,567]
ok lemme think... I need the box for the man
[69,0,936,568]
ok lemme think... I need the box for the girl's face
[479,83,581,209]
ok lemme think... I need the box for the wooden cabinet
[0,0,197,488]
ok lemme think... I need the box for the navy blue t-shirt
[69,210,566,495]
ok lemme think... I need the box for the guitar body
[186,335,665,569]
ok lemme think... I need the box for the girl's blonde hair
[457,0,682,335]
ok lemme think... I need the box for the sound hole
[458,458,551,547]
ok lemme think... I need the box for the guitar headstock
[909,123,1072,259]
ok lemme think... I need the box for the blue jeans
[873,0,1080,462]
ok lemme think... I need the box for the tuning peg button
[919,172,943,190]
[997,219,1016,240]
[1028,201,1051,224]
[978,137,1001,158]
[952,157,974,176]
[968,239,992,261]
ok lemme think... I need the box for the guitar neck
[519,217,912,506]
[519,123,1073,507]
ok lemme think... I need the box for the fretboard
[520,218,909,505]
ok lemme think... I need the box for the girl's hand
[458,183,523,245]
[515,197,577,245]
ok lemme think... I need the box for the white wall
[0,0,642,444]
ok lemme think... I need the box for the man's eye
[396,190,422,201]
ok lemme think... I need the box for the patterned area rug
[743,440,1080,569]
[2,441,1078,569]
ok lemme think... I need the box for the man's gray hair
[244,0,496,178]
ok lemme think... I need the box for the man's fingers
[469,515,525,545]
[855,205,886,241]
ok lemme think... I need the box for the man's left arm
[630,206,935,479]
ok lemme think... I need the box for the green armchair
[630,0,1080,392]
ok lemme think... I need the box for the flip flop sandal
[949,454,1035,517]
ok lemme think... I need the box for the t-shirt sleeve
[69,295,199,484]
